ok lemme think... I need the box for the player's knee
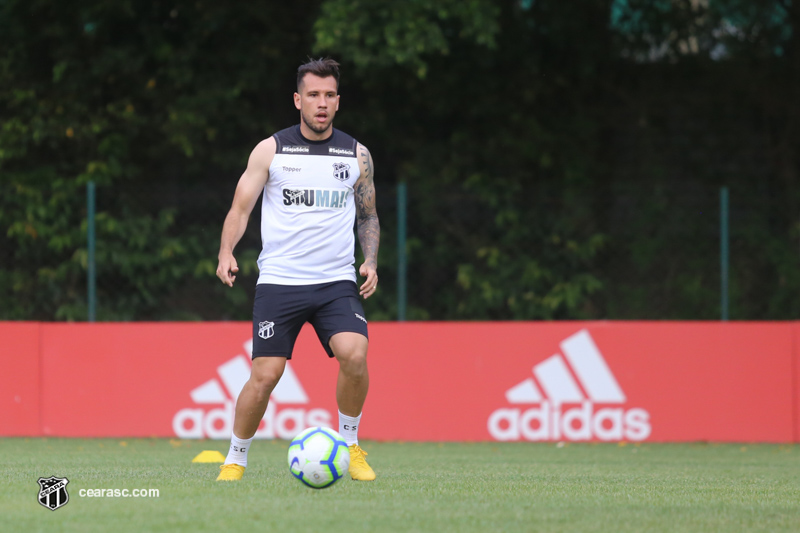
[331,333,367,361]
[336,347,368,374]
[250,358,285,391]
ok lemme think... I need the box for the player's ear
[294,92,301,110]
[335,95,340,112]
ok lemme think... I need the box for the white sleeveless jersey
[257,125,361,285]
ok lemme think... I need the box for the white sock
[338,411,362,446]
[224,433,254,467]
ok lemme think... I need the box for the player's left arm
[355,143,380,299]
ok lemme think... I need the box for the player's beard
[301,110,333,135]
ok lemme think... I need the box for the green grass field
[2,438,798,533]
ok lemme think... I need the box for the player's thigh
[329,331,369,365]
[309,281,368,359]
[252,283,312,360]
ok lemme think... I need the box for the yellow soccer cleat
[348,444,376,481]
[216,464,245,481]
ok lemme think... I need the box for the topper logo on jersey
[172,340,331,439]
[282,188,348,209]
[332,162,350,181]
[488,329,651,442]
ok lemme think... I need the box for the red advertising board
[366,322,794,442]
[39,323,253,438]
[0,322,41,436]
[1,321,797,442]
[795,323,800,443]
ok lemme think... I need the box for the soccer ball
[287,427,350,489]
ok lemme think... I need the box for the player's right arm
[216,137,276,287]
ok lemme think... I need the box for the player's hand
[359,262,378,299]
[217,252,239,287]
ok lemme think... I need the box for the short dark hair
[296,57,340,92]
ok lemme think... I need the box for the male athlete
[215,58,379,482]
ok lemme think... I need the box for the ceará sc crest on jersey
[332,162,350,182]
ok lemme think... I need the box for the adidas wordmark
[487,329,651,442]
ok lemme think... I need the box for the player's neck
[299,121,334,142]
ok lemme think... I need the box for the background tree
[1,0,797,321]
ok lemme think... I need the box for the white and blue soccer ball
[287,427,350,489]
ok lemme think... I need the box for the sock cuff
[231,433,254,445]
[338,411,362,423]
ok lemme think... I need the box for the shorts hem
[252,352,292,360]
[323,328,369,358]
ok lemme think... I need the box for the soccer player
[214,58,379,482]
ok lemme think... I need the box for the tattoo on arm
[355,147,380,267]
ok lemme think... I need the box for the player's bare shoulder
[231,137,276,206]
[250,137,277,173]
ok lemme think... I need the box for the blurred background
[0,0,797,322]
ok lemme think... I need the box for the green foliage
[1,0,798,321]
[314,0,499,77]
[0,0,317,320]
[321,1,614,319]
[612,0,793,60]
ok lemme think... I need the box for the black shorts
[252,280,368,360]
